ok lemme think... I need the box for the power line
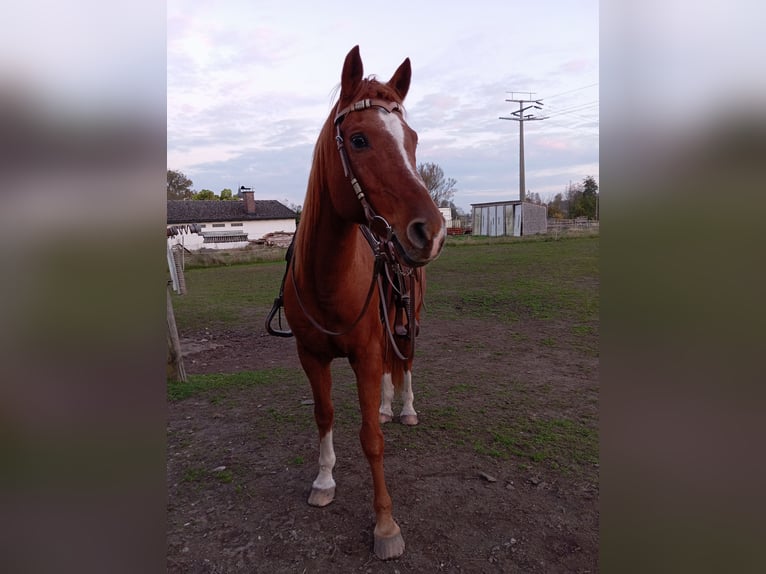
[548,99,599,112]
[543,105,599,134]
[545,83,599,100]
[545,100,599,117]
[543,117,599,132]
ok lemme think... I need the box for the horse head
[329,45,446,267]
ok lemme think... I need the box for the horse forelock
[328,76,405,110]
[341,76,407,113]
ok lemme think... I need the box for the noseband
[266,97,421,361]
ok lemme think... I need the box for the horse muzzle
[396,218,446,266]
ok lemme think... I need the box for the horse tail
[386,346,407,393]
[383,267,425,392]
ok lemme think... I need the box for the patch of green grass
[427,236,599,324]
[427,405,460,431]
[183,467,206,482]
[215,469,234,483]
[473,440,505,459]
[171,236,598,331]
[171,261,289,329]
[472,417,598,470]
[431,405,457,417]
[540,337,556,347]
[448,382,475,394]
[184,466,234,484]
[572,324,595,336]
[167,368,298,401]
[267,407,298,424]
[171,236,598,330]
[290,455,305,465]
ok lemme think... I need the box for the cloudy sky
[168,0,598,211]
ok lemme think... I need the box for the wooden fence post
[167,286,187,382]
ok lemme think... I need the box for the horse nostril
[407,219,431,250]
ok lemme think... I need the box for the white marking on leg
[312,430,336,490]
[399,370,417,417]
[379,372,394,418]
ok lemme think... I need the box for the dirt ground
[167,313,599,573]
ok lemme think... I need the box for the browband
[334,98,402,125]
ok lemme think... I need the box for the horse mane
[295,76,407,265]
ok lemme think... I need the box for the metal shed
[470,200,547,237]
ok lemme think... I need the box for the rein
[265,97,419,360]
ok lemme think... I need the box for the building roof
[470,200,523,207]
[167,199,296,224]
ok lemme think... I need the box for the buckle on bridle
[369,214,393,242]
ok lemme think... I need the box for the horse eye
[350,134,368,149]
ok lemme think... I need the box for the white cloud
[168,0,599,208]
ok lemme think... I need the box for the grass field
[172,232,599,330]
[169,233,599,470]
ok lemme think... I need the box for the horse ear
[340,45,364,106]
[387,57,411,101]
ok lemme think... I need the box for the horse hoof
[379,413,393,424]
[374,531,405,560]
[308,487,335,507]
[399,414,419,426]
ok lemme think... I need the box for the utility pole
[499,92,547,202]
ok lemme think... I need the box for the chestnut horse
[279,46,445,559]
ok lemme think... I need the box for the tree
[283,199,303,225]
[193,189,217,200]
[547,192,566,219]
[563,176,599,219]
[417,162,457,207]
[581,175,599,220]
[526,191,543,205]
[566,181,585,218]
[220,188,233,200]
[167,169,193,200]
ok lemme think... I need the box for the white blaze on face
[379,110,420,182]
[312,430,336,490]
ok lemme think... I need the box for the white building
[167,189,297,250]
[438,207,453,227]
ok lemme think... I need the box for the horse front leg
[298,350,336,507]
[352,356,405,560]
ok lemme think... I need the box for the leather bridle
[333,97,403,237]
[266,98,421,361]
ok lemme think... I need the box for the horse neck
[300,194,360,270]
[295,125,366,282]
